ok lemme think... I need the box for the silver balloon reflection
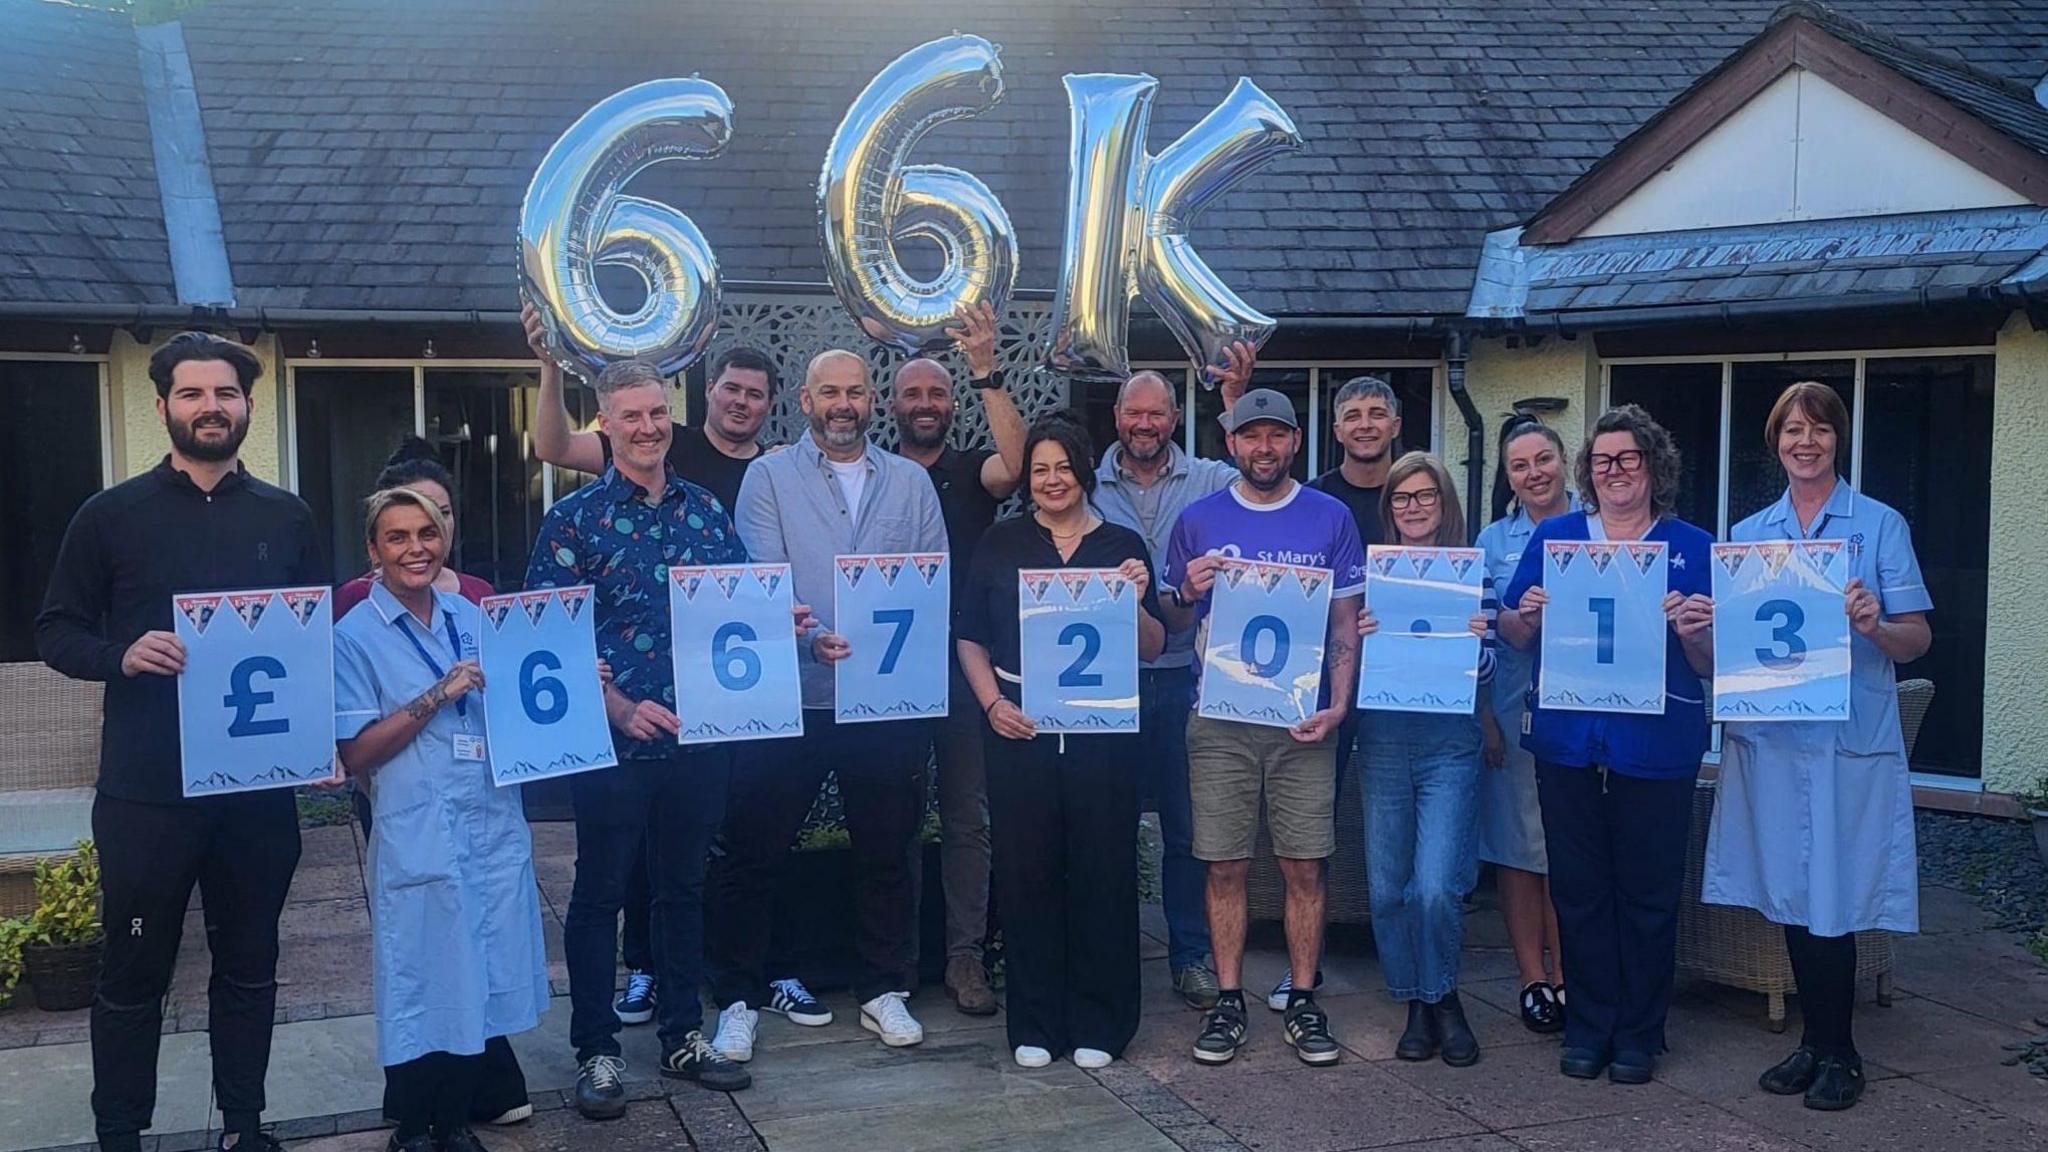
[519,78,733,380]
[1046,75,1302,383]
[819,34,1017,353]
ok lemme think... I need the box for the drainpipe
[1443,328,1484,539]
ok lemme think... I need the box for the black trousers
[90,790,302,1144]
[386,1050,484,1141]
[708,712,930,1005]
[986,727,1141,1058]
[1785,925,1859,1059]
[622,849,655,973]
[1535,761,1695,1057]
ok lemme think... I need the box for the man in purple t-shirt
[1160,389,1364,1070]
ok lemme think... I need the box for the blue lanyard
[397,610,467,718]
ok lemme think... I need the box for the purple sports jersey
[1163,481,1367,618]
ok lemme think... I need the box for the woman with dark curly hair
[1498,404,1715,1087]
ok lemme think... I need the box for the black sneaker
[764,977,834,1027]
[660,1030,753,1092]
[1803,1055,1865,1111]
[1192,997,1249,1065]
[1759,1046,1822,1095]
[437,1128,490,1152]
[1282,999,1342,1066]
[384,1136,433,1152]
[614,969,656,1025]
[575,1054,628,1120]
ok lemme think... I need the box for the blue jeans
[1140,667,1209,971]
[1361,710,1482,1003]
[566,751,729,1061]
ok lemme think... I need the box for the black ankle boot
[1395,999,1440,1060]
[1433,992,1480,1067]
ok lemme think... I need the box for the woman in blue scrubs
[1474,417,1577,1034]
[335,489,550,1152]
[1703,382,1932,1111]
[1500,405,1715,1086]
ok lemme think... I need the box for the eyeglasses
[1588,450,1646,475]
[1389,487,1441,510]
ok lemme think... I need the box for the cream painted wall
[1461,334,1601,517]
[1582,68,2027,237]
[107,329,285,484]
[1982,315,2048,795]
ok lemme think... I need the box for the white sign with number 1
[1537,540,1668,714]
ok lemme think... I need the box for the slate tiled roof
[9,0,2048,317]
[1512,207,2048,316]
[1802,1,2048,155]
[0,0,175,307]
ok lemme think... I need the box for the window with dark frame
[0,360,103,663]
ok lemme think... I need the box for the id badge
[1521,709,1532,737]
[453,733,487,762]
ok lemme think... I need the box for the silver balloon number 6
[519,78,734,381]
[1047,75,1303,384]
[818,34,1019,354]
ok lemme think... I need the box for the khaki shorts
[1185,712,1336,862]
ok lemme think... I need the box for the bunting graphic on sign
[485,599,514,631]
[1223,562,1249,589]
[1627,542,1662,574]
[227,591,270,631]
[1023,572,1055,602]
[1718,547,1748,578]
[1102,573,1129,600]
[837,556,867,588]
[1801,540,1843,576]
[671,567,705,601]
[875,555,906,586]
[1299,570,1327,598]
[1548,542,1576,574]
[1372,552,1400,578]
[752,566,782,598]
[1586,543,1616,575]
[1059,572,1093,598]
[1407,550,1434,579]
[516,590,547,625]
[1258,565,1286,593]
[558,586,590,622]
[1760,541,1792,578]
[912,554,946,585]
[715,570,744,598]
[1448,553,1475,581]
[282,588,327,628]
[177,594,222,635]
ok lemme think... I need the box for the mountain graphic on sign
[681,716,803,740]
[1202,699,1301,723]
[497,746,616,780]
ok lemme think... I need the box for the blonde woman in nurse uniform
[1702,381,1932,1113]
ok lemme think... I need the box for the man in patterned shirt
[525,359,814,1118]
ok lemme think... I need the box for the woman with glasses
[1499,405,1714,1086]
[1355,453,1497,1066]
[1474,418,1577,1034]
[1701,382,1931,1111]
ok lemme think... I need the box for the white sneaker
[1014,1045,1052,1068]
[1072,1047,1112,1070]
[712,1001,759,1063]
[860,990,924,1047]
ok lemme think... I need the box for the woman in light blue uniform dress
[1703,382,1931,1113]
[1473,416,1577,1035]
[335,488,550,1152]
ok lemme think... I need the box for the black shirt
[924,445,999,603]
[35,459,325,804]
[1308,467,1387,551]
[956,515,1162,676]
[599,422,757,514]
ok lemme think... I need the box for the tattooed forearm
[403,683,446,721]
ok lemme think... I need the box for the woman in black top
[957,416,1166,1070]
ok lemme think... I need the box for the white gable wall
[1581,68,2028,237]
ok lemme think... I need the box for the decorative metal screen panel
[709,292,1068,452]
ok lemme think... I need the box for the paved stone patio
[3,822,2045,1152]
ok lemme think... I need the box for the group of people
[33,313,1930,1151]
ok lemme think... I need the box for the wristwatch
[971,368,1005,391]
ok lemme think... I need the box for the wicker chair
[1247,747,1370,926]
[0,663,102,917]
[1674,679,1933,1030]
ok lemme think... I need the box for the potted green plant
[0,915,32,1010]
[19,841,103,1012]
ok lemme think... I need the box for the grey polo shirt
[734,433,948,709]
[1092,442,1237,669]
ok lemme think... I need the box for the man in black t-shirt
[887,301,1025,1016]
[38,333,324,1152]
[526,307,777,1024]
[526,303,773,513]
[1306,375,1402,552]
